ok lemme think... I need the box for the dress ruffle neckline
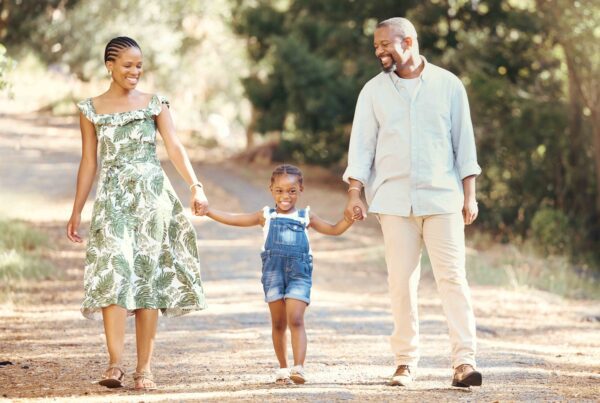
[77,94,168,127]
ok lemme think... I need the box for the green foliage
[233,0,599,267]
[3,1,249,132]
[0,1,81,45]
[231,0,415,165]
[0,43,15,92]
[530,208,571,256]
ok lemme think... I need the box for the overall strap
[297,208,310,228]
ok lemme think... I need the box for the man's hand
[345,194,367,221]
[462,197,478,225]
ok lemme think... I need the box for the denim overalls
[260,208,313,304]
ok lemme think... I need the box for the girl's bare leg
[268,300,288,368]
[286,299,307,366]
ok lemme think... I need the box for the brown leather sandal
[98,364,125,388]
[133,370,157,390]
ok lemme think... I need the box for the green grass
[420,239,599,300]
[0,219,54,283]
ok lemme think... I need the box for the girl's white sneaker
[275,367,292,385]
[289,365,306,384]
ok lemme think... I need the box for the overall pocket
[274,222,305,246]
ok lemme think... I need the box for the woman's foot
[98,364,125,388]
[133,370,157,390]
[275,367,292,385]
[289,365,306,384]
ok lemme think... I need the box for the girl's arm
[309,211,354,236]
[67,113,98,243]
[155,104,208,215]
[207,209,265,227]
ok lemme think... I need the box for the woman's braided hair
[104,36,141,62]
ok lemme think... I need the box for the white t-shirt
[262,206,311,253]
[397,76,420,99]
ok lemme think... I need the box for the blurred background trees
[1,0,598,269]
[231,0,599,268]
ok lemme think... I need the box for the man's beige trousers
[379,212,476,369]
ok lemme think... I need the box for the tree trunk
[562,53,587,212]
[592,110,600,212]
[561,44,600,215]
[245,105,257,150]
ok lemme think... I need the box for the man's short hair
[377,17,418,39]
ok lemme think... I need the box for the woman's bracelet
[189,182,203,191]
[347,186,362,193]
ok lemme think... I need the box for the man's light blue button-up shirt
[343,58,482,217]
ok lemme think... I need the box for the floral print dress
[77,94,207,320]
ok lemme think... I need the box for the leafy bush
[530,208,571,256]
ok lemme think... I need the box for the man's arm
[343,86,378,220]
[450,78,481,225]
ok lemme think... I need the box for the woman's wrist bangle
[189,182,203,191]
[347,186,362,193]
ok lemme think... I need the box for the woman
[67,36,208,390]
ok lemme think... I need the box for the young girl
[207,164,357,385]
[66,36,209,390]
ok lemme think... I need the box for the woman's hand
[67,213,83,243]
[191,187,209,216]
[462,197,479,225]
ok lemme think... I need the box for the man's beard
[380,60,396,73]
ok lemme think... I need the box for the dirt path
[0,113,599,401]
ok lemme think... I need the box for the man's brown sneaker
[389,365,414,386]
[452,364,482,387]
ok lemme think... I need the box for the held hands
[191,187,209,216]
[345,194,367,221]
[66,213,83,243]
[462,197,478,225]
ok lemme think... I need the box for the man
[344,17,482,387]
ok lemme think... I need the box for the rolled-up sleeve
[451,79,482,179]
[343,86,378,185]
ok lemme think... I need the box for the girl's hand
[191,187,209,216]
[67,213,83,243]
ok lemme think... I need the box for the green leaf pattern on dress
[76,95,207,320]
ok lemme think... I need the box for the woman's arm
[309,212,353,236]
[66,113,98,243]
[207,209,264,227]
[155,104,208,215]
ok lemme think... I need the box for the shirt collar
[389,55,429,83]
